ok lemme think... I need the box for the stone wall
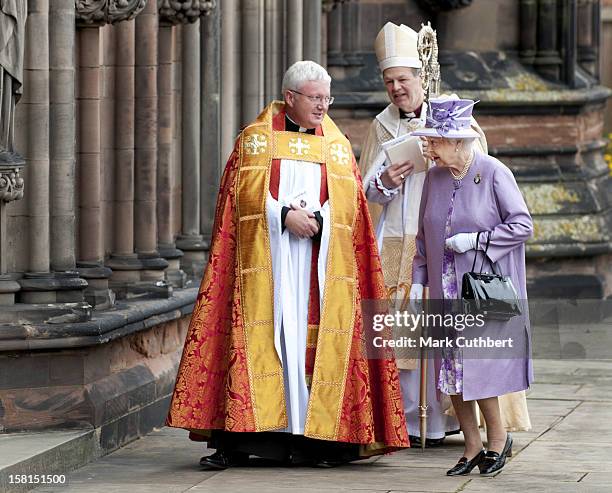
[0,292,192,448]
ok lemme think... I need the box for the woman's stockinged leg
[477,396,507,454]
[450,394,482,459]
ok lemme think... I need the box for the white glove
[409,283,424,312]
[445,232,479,253]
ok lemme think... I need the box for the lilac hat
[411,96,480,139]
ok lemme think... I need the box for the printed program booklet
[381,134,427,173]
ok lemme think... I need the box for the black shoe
[199,450,249,470]
[446,449,485,476]
[284,453,317,467]
[479,433,513,475]
[315,459,350,468]
[410,435,446,447]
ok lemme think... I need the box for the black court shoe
[446,449,485,476]
[200,450,249,470]
[479,433,513,475]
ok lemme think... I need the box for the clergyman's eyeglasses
[290,90,334,106]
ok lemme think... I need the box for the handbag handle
[470,231,497,275]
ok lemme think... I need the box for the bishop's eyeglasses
[290,90,335,106]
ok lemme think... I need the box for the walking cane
[416,22,440,451]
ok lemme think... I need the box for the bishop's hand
[381,161,414,189]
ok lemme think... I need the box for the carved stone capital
[158,0,216,25]
[76,0,147,27]
[322,0,351,13]
[0,163,25,203]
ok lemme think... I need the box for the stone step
[0,429,98,493]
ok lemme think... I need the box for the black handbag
[461,232,522,321]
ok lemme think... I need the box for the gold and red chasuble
[167,101,408,453]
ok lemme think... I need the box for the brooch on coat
[474,173,481,184]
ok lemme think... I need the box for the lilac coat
[412,151,534,401]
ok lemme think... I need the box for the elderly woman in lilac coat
[409,96,533,476]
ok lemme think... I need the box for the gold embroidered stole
[235,101,357,438]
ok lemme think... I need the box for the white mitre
[374,22,422,71]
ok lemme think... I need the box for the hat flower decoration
[412,95,480,139]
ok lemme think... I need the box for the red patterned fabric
[166,113,408,452]
[336,168,408,446]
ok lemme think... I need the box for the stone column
[157,0,217,286]
[321,2,329,67]
[341,0,361,65]
[201,5,221,246]
[242,0,264,122]
[75,26,114,308]
[303,0,322,63]
[591,0,601,80]
[107,21,137,265]
[220,0,239,161]
[106,20,145,293]
[71,0,146,307]
[577,0,598,77]
[325,1,344,77]
[49,0,89,303]
[176,21,207,278]
[519,0,538,66]
[287,0,303,66]
[534,0,563,81]
[327,1,343,56]
[50,0,76,272]
[264,0,284,101]
[157,23,186,287]
[134,1,168,281]
[77,1,149,300]
[18,0,53,303]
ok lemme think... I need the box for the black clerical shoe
[479,433,513,475]
[199,450,249,470]
[315,458,351,468]
[409,435,446,447]
[446,449,485,476]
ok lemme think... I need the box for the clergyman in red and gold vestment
[167,61,409,468]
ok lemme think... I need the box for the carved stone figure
[75,0,146,26]
[0,0,27,165]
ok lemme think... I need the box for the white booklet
[381,134,427,173]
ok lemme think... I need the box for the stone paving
[34,359,612,493]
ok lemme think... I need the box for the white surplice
[361,103,429,251]
[266,157,330,435]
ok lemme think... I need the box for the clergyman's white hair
[282,61,331,93]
